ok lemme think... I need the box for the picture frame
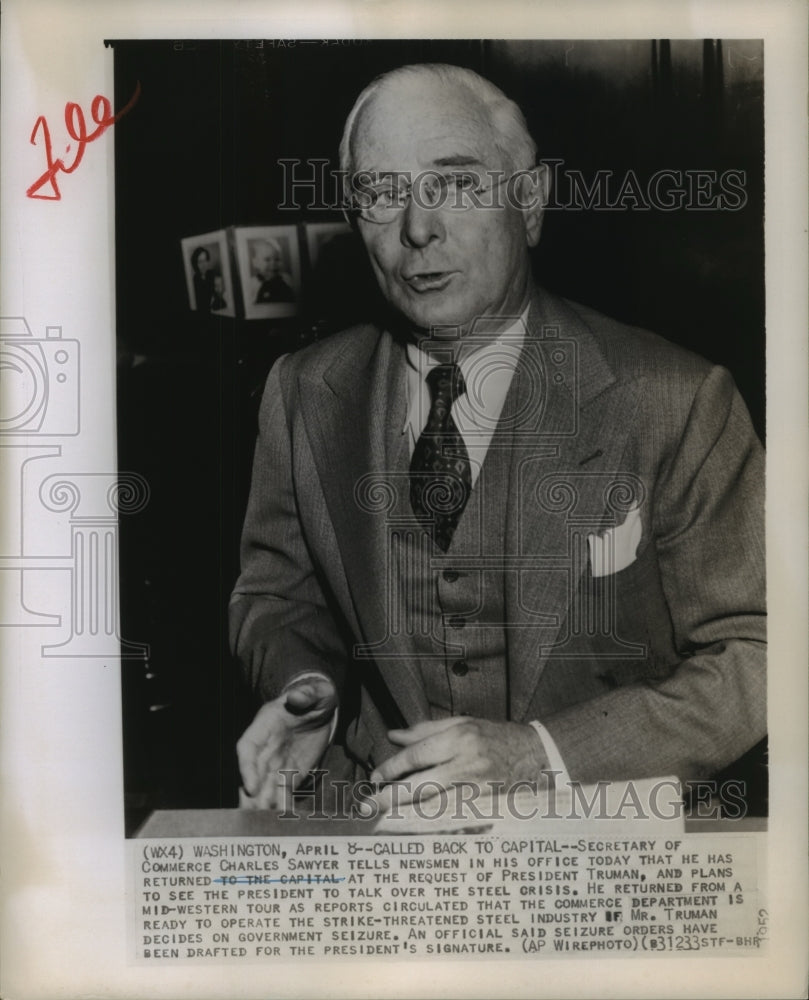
[233,224,301,320]
[304,220,353,270]
[180,229,236,317]
[303,220,371,324]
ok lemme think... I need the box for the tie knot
[426,364,466,407]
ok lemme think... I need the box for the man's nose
[399,194,445,248]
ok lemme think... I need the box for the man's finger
[386,716,469,745]
[370,765,456,810]
[236,701,282,793]
[254,765,286,810]
[284,680,336,716]
[239,787,260,810]
[283,685,320,714]
[253,739,281,797]
[236,743,258,796]
[236,730,268,796]
[371,730,458,783]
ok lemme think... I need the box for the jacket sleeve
[229,357,348,703]
[542,365,766,782]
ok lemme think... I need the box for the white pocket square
[587,506,642,578]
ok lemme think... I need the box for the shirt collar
[403,308,529,438]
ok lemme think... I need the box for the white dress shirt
[402,315,528,480]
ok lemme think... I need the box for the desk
[136,808,767,838]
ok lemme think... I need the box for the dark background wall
[113,39,765,833]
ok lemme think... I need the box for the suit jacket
[229,287,766,784]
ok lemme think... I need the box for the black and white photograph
[234,225,301,319]
[116,37,768,834]
[1,2,807,999]
[303,220,377,328]
[304,221,353,270]
[180,230,235,316]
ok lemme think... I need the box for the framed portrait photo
[234,224,301,320]
[180,229,235,317]
[304,220,353,269]
[304,220,374,325]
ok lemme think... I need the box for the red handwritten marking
[26,82,141,201]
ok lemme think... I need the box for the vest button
[447,615,466,629]
[451,659,469,676]
[442,569,460,583]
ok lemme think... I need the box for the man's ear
[518,163,551,248]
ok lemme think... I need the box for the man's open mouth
[404,271,455,292]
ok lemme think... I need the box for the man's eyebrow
[431,156,485,168]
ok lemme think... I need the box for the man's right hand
[236,675,338,810]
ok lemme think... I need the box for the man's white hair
[339,63,537,178]
[251,238,282,258]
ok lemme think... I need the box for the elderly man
[229,63,765,812]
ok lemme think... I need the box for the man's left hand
[366,716,550,811]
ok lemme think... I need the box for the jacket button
[451,659,468,676]
[442,569,460,583]
[447,615,466,629]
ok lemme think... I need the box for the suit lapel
[505,291,642,721]
[299,328,430,725]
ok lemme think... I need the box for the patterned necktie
[409,363,472,552]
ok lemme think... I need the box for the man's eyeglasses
[343,168,536,225]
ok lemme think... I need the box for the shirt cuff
[281,672,339,744]
[528,720,570,786]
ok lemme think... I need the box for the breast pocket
[588,541,678,686]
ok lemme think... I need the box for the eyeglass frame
[341,166,542,225]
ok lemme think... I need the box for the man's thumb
[284,680,336,717]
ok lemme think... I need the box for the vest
[382,353,517,723]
